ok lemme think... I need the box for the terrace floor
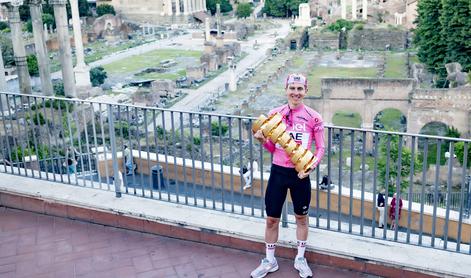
[0,208,377,278]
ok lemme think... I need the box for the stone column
[51,0,76,98]
[43,23,49,41]
[341,0,347,19]
[0,46,8,110]
[362,0,367,20]
[352,0,357,20]
[70,0,91,92]
[175,0,181,15]
[29,0,54,96]
[183,0,189,14]
[160,0,166,16]
[229,62,237,92]
[216,3,221,37]
[205,17,210,41]
[202,0,206,11]
[7,3,32,95]
[166,0,173,15]
[361,123,374,150]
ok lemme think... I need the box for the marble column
[229,62,236,92]
[183,0,189,14]
[341,0,346,19]
[175,0,181,15]
[160,0,165,16]
[205,17,210,41]
[0,46,8,111]
[166,0,173,15]
[7,3,32,95]
[352,0,357,20]
[51,0,76,98]
[202,0,206,11]
[29,0,54,96]
[70,0,91,91]
[362,0,368,20]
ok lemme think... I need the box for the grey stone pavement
[0,207,378,278]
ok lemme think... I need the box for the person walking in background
[243,160,259,190]
[389,193,403,230]
[251,73,325,278]
[377,191,386,229]
[123,145,134,175]
[64,146,80,174]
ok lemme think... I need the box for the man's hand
[297,167,314,179]
[253,130,267,144]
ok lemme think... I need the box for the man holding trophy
[250,73,325,278]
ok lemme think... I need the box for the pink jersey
[263,103,325,169]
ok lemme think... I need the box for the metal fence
[0,92,470,254]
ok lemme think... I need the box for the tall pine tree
[414,0,447,77]
[440,0,471,73]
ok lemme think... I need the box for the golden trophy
[252,112,318,173]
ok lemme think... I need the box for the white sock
[296,240,307,259]
[266,242,276,263]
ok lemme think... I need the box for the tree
[326,19,354,32]
[236,3,253,18]
[454,142,471,168]
[96,4,116,16]
[440,0,471,74]
[262,0,308,17]
[414,0,447,78]
[90,66,107,87]
[206,0,232,15]
[27,55,39,76]
[378,135,422,196]
[211,122,228,136]
[78,0,91,16]
[0,34,14,66]
[0,22,9,31]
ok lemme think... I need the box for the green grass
[375,108,405,131]
[292,56,305,67]
[384,53,407,78]
[103,49,202,74]
[332,111,362,128]
[307,66,378,96]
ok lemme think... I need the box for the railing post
[108,104,122,198]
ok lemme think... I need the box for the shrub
[96,4,116,16]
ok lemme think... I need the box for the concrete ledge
[1,173,470,278]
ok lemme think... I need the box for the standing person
[389,193,403,230]
[377,192,386,229]
[65,146,80,174]
[123,145,134,175]
[251,73,325,278]
[243,159,259,190]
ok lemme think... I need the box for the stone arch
[373,108,407,132]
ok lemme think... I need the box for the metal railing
[0,92,470,255]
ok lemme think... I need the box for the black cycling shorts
[265,164,311,218]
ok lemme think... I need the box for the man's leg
[290,178,313,278]
[265,216,280,262]
[251,217,280,278]
[295,214,308,257]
